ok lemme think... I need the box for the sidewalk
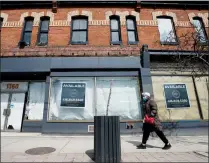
[1,132,208,162]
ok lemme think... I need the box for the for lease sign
[163,84,190,109]
[60,83,86,107]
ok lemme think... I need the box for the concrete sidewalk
[1,132,208,162]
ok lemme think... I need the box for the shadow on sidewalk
[85,149,95,162]
[127,141,162,149]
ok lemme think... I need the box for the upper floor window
[157,16,177,44]
[37,16,50,46]
[71,16,88,44]
[126,16,138,44]
[192,17,208,43]
[19,17,34,46]
[110,15,121,45]
[0,17,3,28]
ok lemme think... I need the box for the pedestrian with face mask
[137,92,172,150]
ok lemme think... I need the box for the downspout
[192,76,204,120]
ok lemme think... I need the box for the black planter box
[94,116,121,163]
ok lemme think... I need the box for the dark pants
[142,123,168,144]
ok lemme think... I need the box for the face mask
[142,96,148,103]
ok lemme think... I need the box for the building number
[7,84,19,89]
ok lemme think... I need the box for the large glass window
[71,16,88,44]
[25,82,45,120]
[96,77,141,120]
[49,77,94,120]
[37,16,50,46]
[157,16,177,44]
[48,77,142,121]
[192,17,208,43]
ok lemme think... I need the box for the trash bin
[94,116,121,163]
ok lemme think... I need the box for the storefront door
[1,93,10,130]
[1,93,26,131]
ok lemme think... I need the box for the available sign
[60,83,86,107]
[163,84,190,109]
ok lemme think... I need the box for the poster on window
[163,84,190,109]
[60,83,86,107]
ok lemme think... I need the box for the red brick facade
[1,3,208,57]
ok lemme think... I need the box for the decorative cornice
[1,11,208,28]
[67,10,93,22]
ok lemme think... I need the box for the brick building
[1,1,208,134]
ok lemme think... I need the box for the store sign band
[163,84,190,109]
[60,83,86,107]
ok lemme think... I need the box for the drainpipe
[192,76,204,120]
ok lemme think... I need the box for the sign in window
[164,84,190,109]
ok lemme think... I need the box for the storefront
[1,56,152,134]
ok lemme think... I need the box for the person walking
[137,92,172,150]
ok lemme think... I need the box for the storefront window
[48,77,142,121]
[96,77,141,120]
[25,82,45,120]
[48,77,94,120]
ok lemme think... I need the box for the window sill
[128,41,139,45]
[18,41,30,48]
[197,41,208,46]
[70,42,88,45]
[160,41,179,46]
[37,43,48,46]
[110,41,122,45]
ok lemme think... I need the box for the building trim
[1,57,142,73]
[1,1,208,9]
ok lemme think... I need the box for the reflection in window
[110,16,121,44]
[20,17,34,46]
[25,82,45,120]
[126,16,138,44]
[71,16,88,44]
[193,17,207,43]
[37,17,50,46]
[157,17,177,43]
[96,77,141,120]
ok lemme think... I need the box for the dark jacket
[144,98,162,131]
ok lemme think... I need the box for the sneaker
[137,144,146,149]
[162,143,171,150]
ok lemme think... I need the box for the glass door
[1,93,10,130]
[6,93,26,131]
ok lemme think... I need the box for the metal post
[3,93,12,131]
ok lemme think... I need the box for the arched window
[37,16,50,46]
[110,15,121,44]
[70,16,88,44]
[192,17,208,43]
[126,16,138,44]
[157,16,177,44]
[19,16,34,46]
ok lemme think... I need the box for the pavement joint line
[193,151,209,158]
[57,138,72,154]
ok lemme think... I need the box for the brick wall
[1,6,208,57]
